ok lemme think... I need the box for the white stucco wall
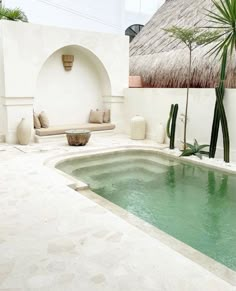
[0,20,129,143]
[1,21,129,98]
[35,46,104,126]
[0,24,5,139]
[124,88,236,162]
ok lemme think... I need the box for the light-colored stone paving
[0,134,235,291]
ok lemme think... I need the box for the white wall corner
[103,95,125,132]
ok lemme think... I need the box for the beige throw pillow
[33,113,41,129]
[89,110,103,124]
[39,111,50,128]
[103,109,111,123]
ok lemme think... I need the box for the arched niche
[34,45,111,126]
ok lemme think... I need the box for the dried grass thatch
[130,0,236,88]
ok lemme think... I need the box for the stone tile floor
[0,134,235,291]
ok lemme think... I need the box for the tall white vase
[17,118,31,145]
[131,115,146,140]
[157,123,165,144]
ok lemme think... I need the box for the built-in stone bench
[35,123,115,136]
[34,123,115,143]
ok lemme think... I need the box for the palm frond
[206,0,236,57]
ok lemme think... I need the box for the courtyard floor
[0,134,235,291]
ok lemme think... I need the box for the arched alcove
[34,45,111,126]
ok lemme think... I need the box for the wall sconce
[62,55,74,71]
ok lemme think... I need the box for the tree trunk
[184,48,192,150]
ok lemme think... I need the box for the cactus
[169,104,178,149]
[166,104,174,138]
[215,87,230,162]
[209,46,230,163]
[166,104,178,149]
[209,105,220,158]
[209,47,226,158]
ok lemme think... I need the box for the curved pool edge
[44,145,236,286]
[45,144,236,176]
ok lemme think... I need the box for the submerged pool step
[72,161,171,191]
[58,154,133,174]
[57,151,178,175]
[83,167,161,190]
[71,158,170,180]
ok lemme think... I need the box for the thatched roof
[130,0,236,88]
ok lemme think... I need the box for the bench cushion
[35,123,115,136]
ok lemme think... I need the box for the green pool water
[57,150,236,271]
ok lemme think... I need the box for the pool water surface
[56,150,236,271]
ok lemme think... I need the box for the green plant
[166,104,178,149]
[0,6,28,22]
[166,104,174,139]
[215,81,230,162]
[164,27,217,150]
[180,139,209,159]
[209,47,230,161]
[170,104,178,149]
[206,0,236,56]
[205,0,232,162]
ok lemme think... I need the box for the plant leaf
[198,144,210,150]
[180,149,194,157]
[199,150,209,155]
[186,143,196,151]
[194,139,199,148]
[194,152,203,160]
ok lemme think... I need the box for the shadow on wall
[34,45,111,126]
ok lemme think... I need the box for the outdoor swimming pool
[56,150,236,271]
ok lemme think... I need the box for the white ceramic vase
[156,123,165,144]
[131,115,146,140]
[17,118,31,145]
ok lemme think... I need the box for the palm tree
[205,0,235,163]
[206,0,236,56]
[0,6,28,22]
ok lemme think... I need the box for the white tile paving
[0,134,235,291]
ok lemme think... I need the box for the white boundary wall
[0,21,129,143]
[124,88,236,162]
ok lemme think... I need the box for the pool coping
[45,145,236,287]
